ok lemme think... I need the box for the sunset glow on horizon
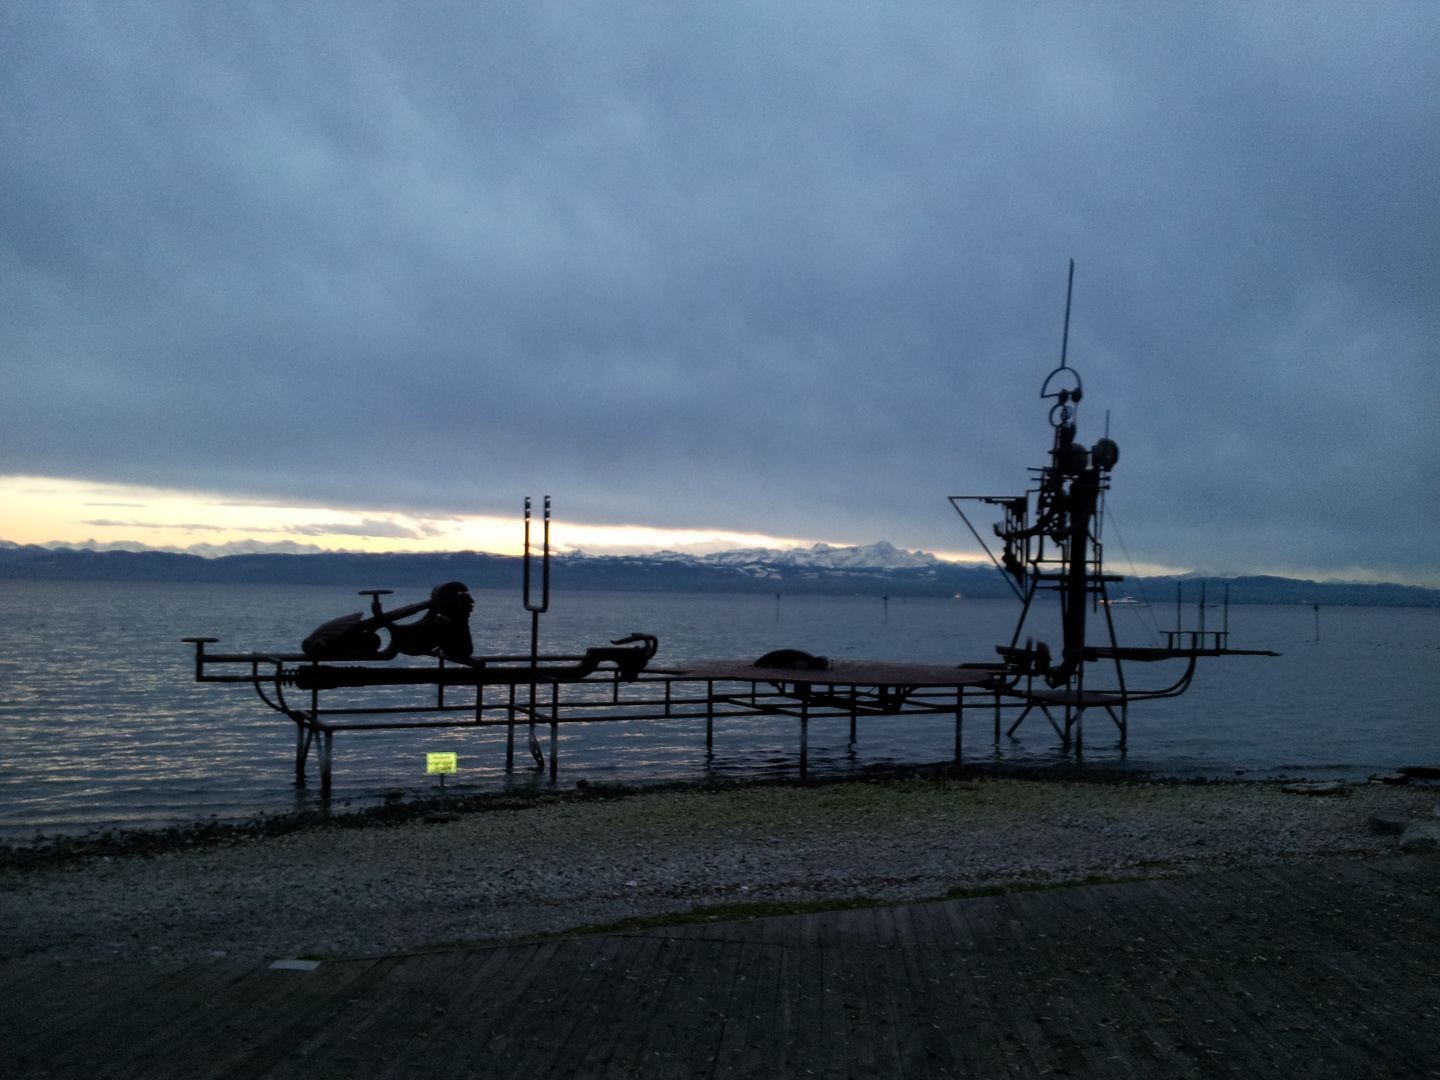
[0,474,992,563]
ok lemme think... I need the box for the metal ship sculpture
[184,263,1274,790]
[948,261,1275,748]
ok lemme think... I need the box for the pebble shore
[2,777,1435,969]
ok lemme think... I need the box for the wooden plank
[279,950,474,1080]
[1091,874,1330,1077]
[348,943,535,1080]
[0,959,147,1066]
[105,963,275,1080]
[872,903,900,949]
[680,936,749,1077]
[705,938,762,1076]
[798,910,824,950]
[836,942,886,1080]
[1087,878,1287,1076]
[1180,863,1440,1076]
[625,936,713,1079]
[815,940,853,1077]
[876,904,940,1078]
[782,927,826,1075]
[728,940,792,1079]
[888,903,961,1080]
[596,936,703,1079]
[549,934,666,1078]
[910,904,1012,1079]
[1021,883,1202,1079]
[942,892,1060,1078]
[422,941,556,1078]
[987,890,1098,1079]
[858,938,915,1080]
[522,934,647,1080]
[184,958,396,1080]
[1150,868,1399,1075]
[275,947,498,1080]
[452,939,576,1077]
[430,936,611,1080]
[14,960,222,1075]
[925,896,1022,1079]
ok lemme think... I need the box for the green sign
[426,752,458,775]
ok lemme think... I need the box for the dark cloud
[2,1,1436,582]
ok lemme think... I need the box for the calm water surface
[0,580,1435,841]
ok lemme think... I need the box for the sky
[2,2,1436,584]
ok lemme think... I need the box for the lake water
[0,580,1436,842]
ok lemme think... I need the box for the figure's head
[430,581,474,620]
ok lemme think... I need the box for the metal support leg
[295,723,310,783]
[799,701,809,780]
[1074,708,1084,754]
[319,730,333,794]
[849,687,857,744]
[1007,705,1033,737]
[506,684,515,770]
[994,690,1001,743]
[528,678,542,770]
[1038,705,1064,741]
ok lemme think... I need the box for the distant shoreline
[3,545,1436,606]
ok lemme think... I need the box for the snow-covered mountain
[639,541,942,570]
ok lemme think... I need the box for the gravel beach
[2,777,1434,969]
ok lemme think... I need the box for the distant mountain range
[643,540,942,570]
[2,540,1435,607]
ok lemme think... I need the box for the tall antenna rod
[1059,258,1075,370]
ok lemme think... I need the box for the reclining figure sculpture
[302,581,475,661]
[297,582,659,685]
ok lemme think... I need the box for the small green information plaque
[426,752,458,775]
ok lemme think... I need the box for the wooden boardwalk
[3,856,1436,1079]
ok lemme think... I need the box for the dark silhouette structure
[183,263,1275,790]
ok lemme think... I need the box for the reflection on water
[0,580,1435,840]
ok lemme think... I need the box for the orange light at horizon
[0,474,997,565]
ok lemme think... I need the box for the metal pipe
[954,689,963,764]
[549,682,558,781]
[1059,258,1075,370]
[506,683,515,770]
[295,724,309,782]
[799,699,808,780]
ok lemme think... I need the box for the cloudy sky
[2,2,1436,583]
